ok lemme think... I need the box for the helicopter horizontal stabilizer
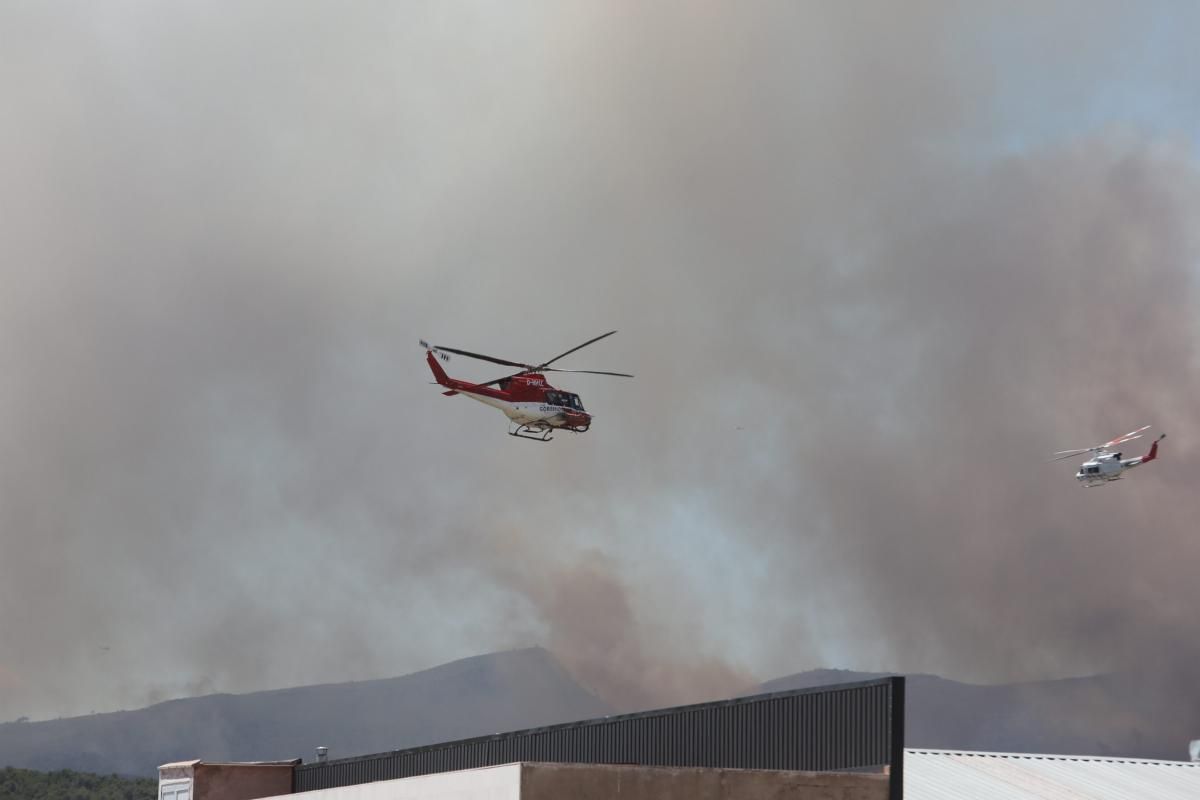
[443,390,459,396]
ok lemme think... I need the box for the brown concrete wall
[520,762,888,800]
[194,763,294,800]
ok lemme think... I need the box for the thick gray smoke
[2,1,1200,722]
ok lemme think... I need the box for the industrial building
[156,676,1200,799]
[157,758,297,800]
[159,752,1200,800]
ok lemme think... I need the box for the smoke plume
[2,1,1199,731]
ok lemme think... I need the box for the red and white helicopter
[420,331,633,441]
[1052,425,1166,487]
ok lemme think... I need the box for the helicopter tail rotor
[419,340,450,362]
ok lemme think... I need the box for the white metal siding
[906,748,1200,800]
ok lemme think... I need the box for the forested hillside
[0,767,154,800]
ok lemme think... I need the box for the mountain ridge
[3,651,1191,777]
[0,647,612,777]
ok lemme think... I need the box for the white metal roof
[905,748,1200,800]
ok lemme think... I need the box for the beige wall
[520,762,888,800]
[193,763,294,800]
[255,763,523,800]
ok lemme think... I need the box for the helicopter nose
[561,409,591,429]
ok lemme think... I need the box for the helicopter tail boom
[426,348,453,387]
[424,346,508,400]
[1120,433,1165,469]
[1141,433,1166,464]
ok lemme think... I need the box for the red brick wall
[194,763,293,800]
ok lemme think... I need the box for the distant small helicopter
[1052,425,1166,487]
[419,331,633,441]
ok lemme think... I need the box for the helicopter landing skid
[509,423,554,442]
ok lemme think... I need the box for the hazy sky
[3,1,1200,721]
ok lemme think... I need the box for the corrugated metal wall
[295,677,904,798]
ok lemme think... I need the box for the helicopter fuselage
[1074,436,1162,487]
[1075,452,1129,486]
[426,351,591,438]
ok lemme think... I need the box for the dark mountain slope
[0,647,612,777]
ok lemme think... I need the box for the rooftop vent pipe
[316,747,328,763]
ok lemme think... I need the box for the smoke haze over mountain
[2,1,1199,728]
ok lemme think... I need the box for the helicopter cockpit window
[1086,466,1101,474]
[568,394,584,411]
[545,392,561,405]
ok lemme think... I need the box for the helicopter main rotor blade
[475,371,530,388]
[474,367,635,387]
[542,368,635,378]
[537,330,618,369]
[1104,425,1151,447]
[1051,425,1152,462]
[433,346,532,370]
